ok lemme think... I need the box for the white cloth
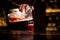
[8,8,33,23]
[8,8,25,19]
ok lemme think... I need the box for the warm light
[46,23,57,31]
[50,0,53,3]
[47,23,56,27]
[47,23,52,27]
[41,0,44,2]
[0,18,7,26]
[46,27,57,31]
[46,8,52,13]
[49,17,52,20]
[56,16,59,20]
[52,23,56,26]
[46,8,60,13]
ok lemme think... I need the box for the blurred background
[0,0,60,40]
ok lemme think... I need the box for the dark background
[0,0,60,40]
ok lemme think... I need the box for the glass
[28,21,34,32]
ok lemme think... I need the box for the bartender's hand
[19,4,34,14]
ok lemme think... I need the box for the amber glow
[46,8,60,13]
[46,23,57,31]
[0,17,7,26]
